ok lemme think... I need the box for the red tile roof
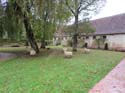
[91,13,125,35]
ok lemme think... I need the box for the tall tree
[33,0,71,48]
[12,0,40,53]
[64,0,106,51]
[0,0,4,39]
[39,0,55,48]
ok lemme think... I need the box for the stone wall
[107,34,125,51]
[84,34,125,51]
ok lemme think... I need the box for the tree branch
[65,0,75,16]
[79,0,96,13]
[77,0,85,11]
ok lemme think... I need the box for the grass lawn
[0,48,124,93]
[0,47,27,52]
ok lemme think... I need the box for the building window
[103,35,107,39]
[86,36,89,39]
[93,36,96,39]
[83,37,85,40]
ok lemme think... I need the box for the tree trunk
[40,23,46,48]
[23,13,39,53]
[40,37,46,48]
[13,2,39,54]
[72,15,78,51]
[0,29,3,39]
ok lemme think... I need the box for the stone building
[84,13,125,51]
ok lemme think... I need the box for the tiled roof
[91,13,125,35]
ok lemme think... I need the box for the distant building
[84,13,125,51]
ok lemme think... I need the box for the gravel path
[0,53,16,61]
[89,59,125,93]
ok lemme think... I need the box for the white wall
[85,36,94,48]
[107,34,125,45]
[107,34,125,50]
[84,34,125,50]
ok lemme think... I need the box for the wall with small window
[84,34,125,51]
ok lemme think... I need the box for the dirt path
[0,53,16,61]
[89,59,125,93]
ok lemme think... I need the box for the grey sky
[92,0,125,19]
[1,0,6,4]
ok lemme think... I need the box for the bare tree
[64,0,106,51]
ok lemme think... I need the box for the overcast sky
[92,0,125,19]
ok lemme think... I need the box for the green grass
[0,47,27,52]
[0,45,63,52]
[46,45,63,49]
[0,49,124,93]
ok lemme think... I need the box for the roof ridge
[92,13,125,22]
[91,13,125,35]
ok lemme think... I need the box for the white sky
[1,0,6,3]
[92,0,125,19]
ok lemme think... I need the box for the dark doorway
[104,43,108,50]
[84,43,88,48]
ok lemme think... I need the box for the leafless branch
[77,0,85,11]
[65,0,75,16]
[79,0,96,13]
